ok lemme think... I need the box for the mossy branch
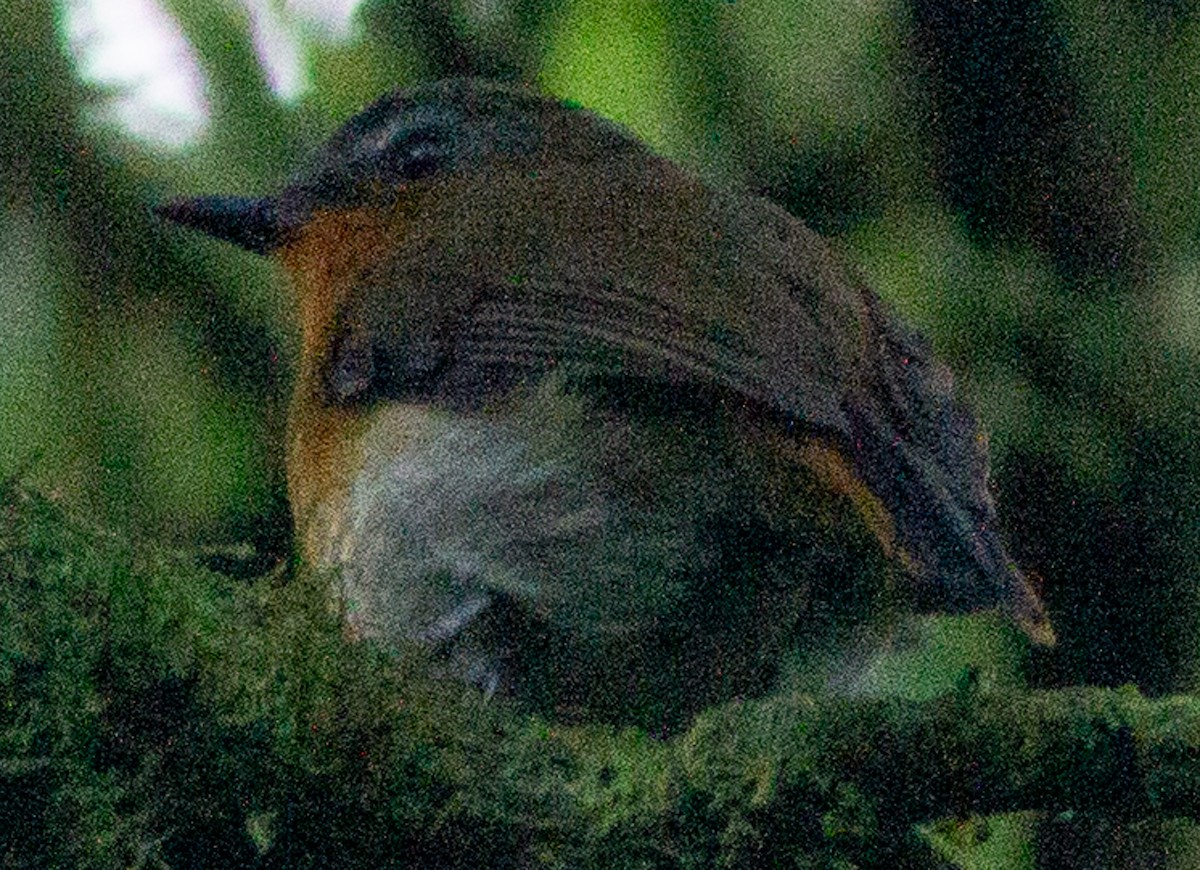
[1,482,1194,868]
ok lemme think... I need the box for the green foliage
[0,209,65,474]
[5,0,1200,862]
[540,0,681,153]
[4,486,1200,868]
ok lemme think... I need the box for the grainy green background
[3,1,1200,864]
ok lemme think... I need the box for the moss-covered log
[1,482,1196,868]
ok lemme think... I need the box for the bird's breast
[304,387,736,644]
[288,374,904,724]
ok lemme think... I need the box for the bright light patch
[63,0,368,146]
[243,0,369,99]
[63,0,209,148]
[244,0,306,100]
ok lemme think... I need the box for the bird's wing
[325,180,1050,641]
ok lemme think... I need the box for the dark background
[4,0,1199,829]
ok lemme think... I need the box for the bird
[156,77,1052,731]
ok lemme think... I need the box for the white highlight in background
[62,0,209,148]
[62,0,365,149]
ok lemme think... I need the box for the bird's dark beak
[154,195,282,255]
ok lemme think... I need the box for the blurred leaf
[94,306,271,537]
[540,0,686,155]
[160,0,297,189]
[1057,0,1200,253]
[0,209,65,476]
[724,0,895,139]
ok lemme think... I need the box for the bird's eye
[378,129,447,181]
[400,136,445,179]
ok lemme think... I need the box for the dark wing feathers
[316,80,1049,638]
[846,291,1007,609]
[443,275,776,409]
[452,243,1044,634]
[331,230,1043,630]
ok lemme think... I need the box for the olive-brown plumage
[158,78,1052,727]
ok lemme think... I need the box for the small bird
[157,78,1052,729]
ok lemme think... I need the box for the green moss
[3,483,1199,867]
